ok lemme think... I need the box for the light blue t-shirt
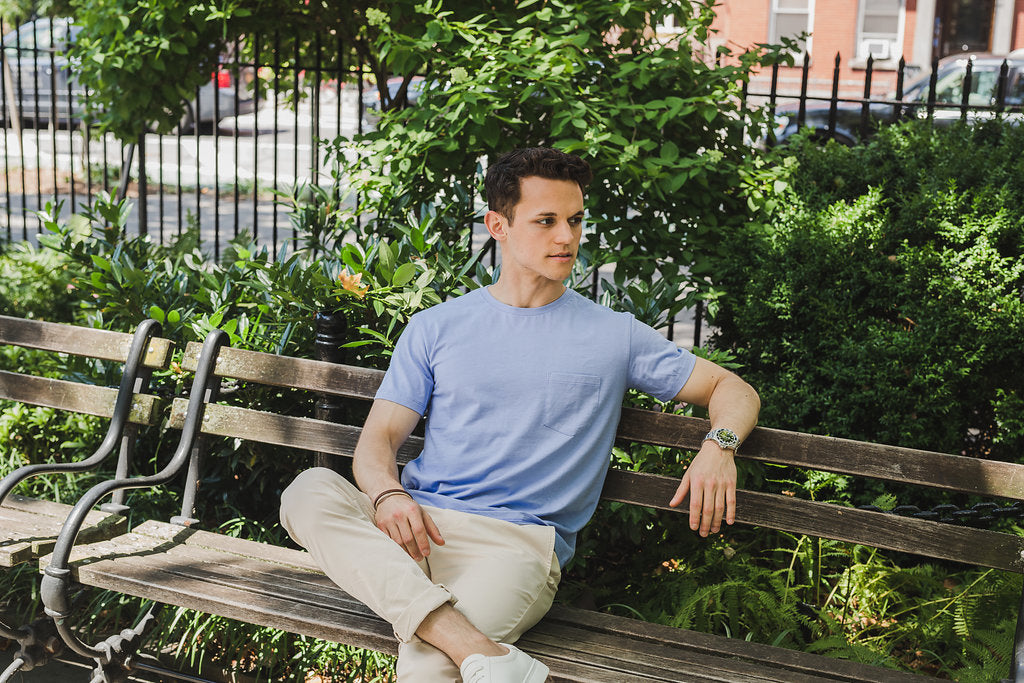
[375,287,696,567]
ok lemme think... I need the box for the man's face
[495,176,585,285]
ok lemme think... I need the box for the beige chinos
[279,467,561,682]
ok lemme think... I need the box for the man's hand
[374,494,445,561]
[669,443,737,537]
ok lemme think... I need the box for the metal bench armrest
[0,319,164,508]
[39,329,228,663]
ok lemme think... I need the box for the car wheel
[147,101,195,135]
[171,102,195,135]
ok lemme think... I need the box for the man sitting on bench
[280,147,761,682]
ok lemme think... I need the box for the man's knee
[280,467,363,535]
[448,554,559,643]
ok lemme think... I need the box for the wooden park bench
[37,329,1024,682]
[0,315,171,674]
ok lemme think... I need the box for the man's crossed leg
[280,467,557,682]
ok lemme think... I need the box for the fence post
[693,300,703,350]
[137,132,147,235]
[860,55,874,138]
[827,52,840,136]
[2,53,24,156]
[797,52,810,127]
[115,143,135,203]
[960,59,973,122]
[315,310,352,478]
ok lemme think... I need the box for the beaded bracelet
[373,488,411,511]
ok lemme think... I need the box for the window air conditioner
[861,39,891,61]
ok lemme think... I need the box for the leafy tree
[61,0,792,314]
[63,0,275,138]
[61,0,499,139]
[340,0,792,319]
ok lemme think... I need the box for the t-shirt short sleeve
[374,314,433,415]
[627,316,697,402]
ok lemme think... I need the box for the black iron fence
[746,51,1024,146]
[2,18,369,258]
[5,33,1022,250]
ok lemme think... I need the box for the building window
[655,11,684,34]
[857,0,905,63]
[770,0,814,56]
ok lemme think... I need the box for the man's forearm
[352,399,422,499]
[353,439,404,499]
[706,375,760,445]
[352,401,444,559]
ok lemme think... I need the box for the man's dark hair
[485,148,592,220]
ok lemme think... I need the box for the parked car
[771,50,1024,145]
[1,17,256,132]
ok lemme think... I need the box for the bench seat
[42,518,923,682]
[0,494,126,567]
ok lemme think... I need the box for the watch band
[704,427,741,451]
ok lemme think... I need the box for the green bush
[714,121,1024,463]
[0,240,75,321]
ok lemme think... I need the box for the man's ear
[484,210,508,241]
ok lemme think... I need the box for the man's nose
[554,220,575,244]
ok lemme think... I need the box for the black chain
[856,501,1024,527]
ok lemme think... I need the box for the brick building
[698,0,1024,97]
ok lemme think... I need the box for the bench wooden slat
[535,607,922,683]
[176,343,1024,502]
[44,520,918,682]
[180,342,383,398]
[525,625,818,683]
[603,469,1024,573]
[167,399,424,463]
[177,343,1024,502]
[42,525,399,655]
[0,495,126,566]
[617,408,1024,501]
[167,399,1024,573]
[526,626,782,682]
[0,315,172,367]
[0,371,161,425]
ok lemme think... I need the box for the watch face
[709,428,740,449]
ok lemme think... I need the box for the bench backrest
[0,316,174,565]
[171,342,1024,574]
[0,315,172,425]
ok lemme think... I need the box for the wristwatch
[704,427,741,452]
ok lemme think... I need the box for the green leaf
[378,241,396,280]
[148,305,166,323]
[392,262,417,287]
[660,141,680,163]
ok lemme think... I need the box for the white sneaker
[459,644,549,682]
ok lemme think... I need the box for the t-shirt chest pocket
[542,372,603,437]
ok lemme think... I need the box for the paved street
[2,88,362,243]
